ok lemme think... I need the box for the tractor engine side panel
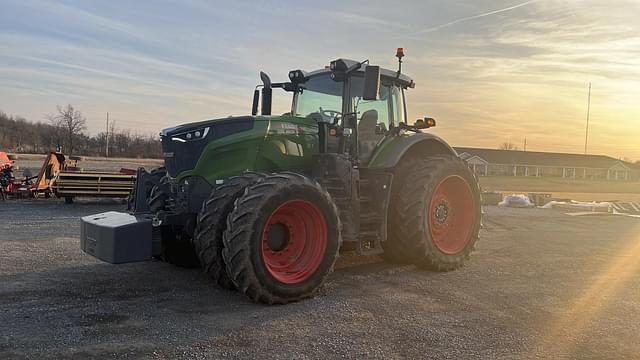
[171,120,270,184]
[162,117,255,178]
[254,116,321,174]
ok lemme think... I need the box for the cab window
[391,86,406,124]
[352,81,392,131]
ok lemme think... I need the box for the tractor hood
[160,116,256,177]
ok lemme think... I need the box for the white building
[454,147,638,181]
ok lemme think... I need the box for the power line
[584,82,591,155]
[106,112,109,158]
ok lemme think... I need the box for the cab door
[357,84,407,164]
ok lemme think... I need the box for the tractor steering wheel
[319,107,341,124]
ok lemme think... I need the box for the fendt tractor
[81,49,481,304]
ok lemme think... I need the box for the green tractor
[81,49,481,304]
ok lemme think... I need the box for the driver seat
[358,110,380,163]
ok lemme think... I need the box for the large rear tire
[193,172,266,289]
[388,156,481,271]
[381,157,421,264]
[222,172,341,304]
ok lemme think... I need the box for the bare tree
[498,141,519,151]
[49,104,86,154]
[46,113,64,152]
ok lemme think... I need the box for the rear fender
[366,133,458,170]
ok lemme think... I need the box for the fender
[365,132,458,170]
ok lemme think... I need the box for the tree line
[0,105,161,158]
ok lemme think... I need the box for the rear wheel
[222,172,341,304]
[388,156,481,271]
[382,157,421,264]
[193,172,266,289]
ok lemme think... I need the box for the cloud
[417,0,540,34]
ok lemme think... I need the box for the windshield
[293,75,343,122]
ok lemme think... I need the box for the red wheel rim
[428,175,476,255]
[261,199,328,284]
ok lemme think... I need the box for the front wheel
[193,171,266,289]
[222,172,341,304]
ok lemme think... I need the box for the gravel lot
[1,200,639,359]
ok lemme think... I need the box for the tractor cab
[253,50,419,166]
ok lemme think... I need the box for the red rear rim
[428,175,476,255]
[261,199,328,284]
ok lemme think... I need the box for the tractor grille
[161,117,254,177]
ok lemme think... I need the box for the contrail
[418,0,540,34]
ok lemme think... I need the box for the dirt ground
[1,199,639,359]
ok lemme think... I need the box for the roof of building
[454,147,634,170]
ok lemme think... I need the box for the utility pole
[584,82,591,155]
[106,112,109,158]
[524,137,527,152]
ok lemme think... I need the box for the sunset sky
[1,0,638,160]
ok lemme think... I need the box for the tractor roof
[304,59,415,89]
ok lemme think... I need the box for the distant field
[479,176,640,201]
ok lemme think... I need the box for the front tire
[389,156,481,271]
[222,172,341,304]
[193,172,266,289]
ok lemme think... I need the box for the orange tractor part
[0,152,12,171]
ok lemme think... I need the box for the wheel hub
[260,199,328,284]
[434,202,449,224]
[266,222,290,252]
[428,175,476,255]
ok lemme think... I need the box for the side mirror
[251,89,259,116]
[362,65,380,101]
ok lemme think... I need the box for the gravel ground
[1,200,639,359]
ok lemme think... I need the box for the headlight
[287,70,306,83]
[170,127,210,143]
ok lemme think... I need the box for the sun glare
[537,227,640,356]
